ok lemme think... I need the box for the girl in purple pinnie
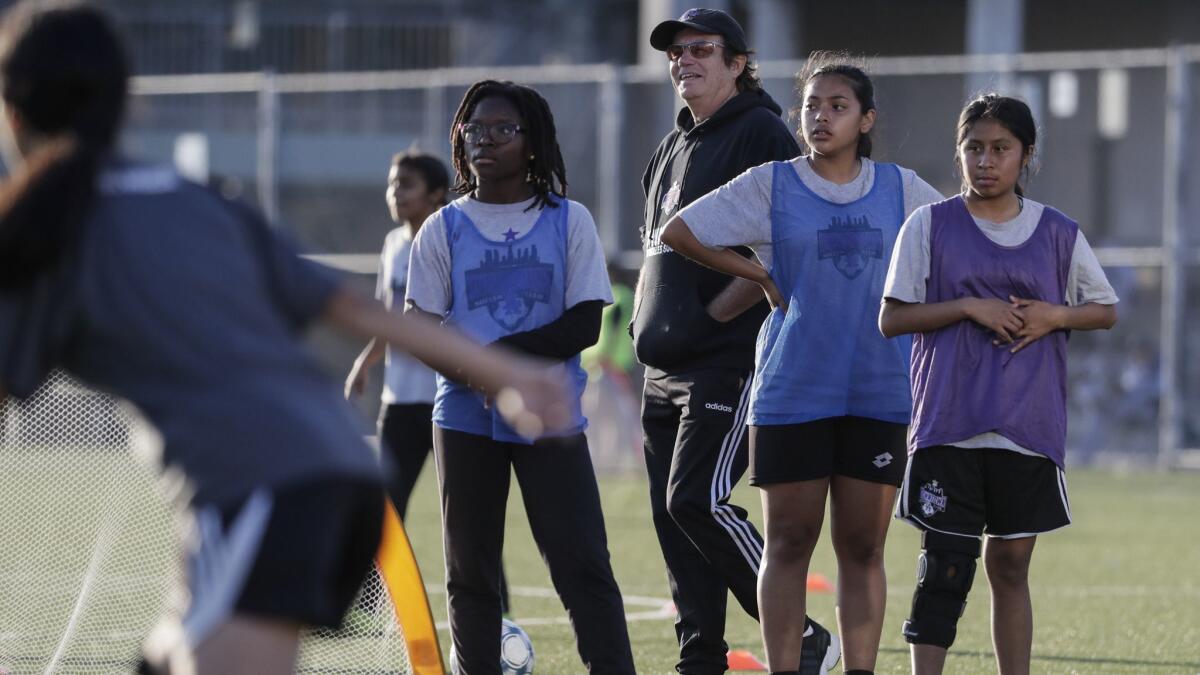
[879,95,1118,675]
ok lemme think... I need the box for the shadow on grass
[879,646,1200,670]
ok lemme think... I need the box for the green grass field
[402,467,1200,674]
[1,445,1196,674]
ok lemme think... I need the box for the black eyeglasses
[666,40,725,61]
[459,122,525,145]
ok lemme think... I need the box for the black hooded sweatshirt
[632,88,800,378]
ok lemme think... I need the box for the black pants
[378,403,434,520]
[434,426,635,675]
[642,369,762,675]
[381,404,511,612]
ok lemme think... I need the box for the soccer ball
[447,619,535,674]
[500,619,535,674]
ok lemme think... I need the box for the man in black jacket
[632,8,839,675]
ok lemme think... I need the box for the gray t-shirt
[377,226,437,404]
[882,196,1119,455]
[407,195,614,316]
[883,198,1119,307]
[0,163,381,507]
[678,156,944,267]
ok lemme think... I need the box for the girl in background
[346,151,448,520]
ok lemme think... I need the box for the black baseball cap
[649,8,749,53]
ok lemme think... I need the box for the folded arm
[495,300,604,361]
[879,297,995,338]
[880,296,1117,353]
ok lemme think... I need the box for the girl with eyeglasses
[406,80,635,674]
[0,5,570,674]
[880,94,1117,675]
[660,54,943,675]
[345,150,520,619]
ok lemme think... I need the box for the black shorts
[192,477,385,630]
[896,445,1071,539]
[749,416,908,487]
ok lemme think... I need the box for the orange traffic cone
[806,572,834,593]
[727,649,767,671]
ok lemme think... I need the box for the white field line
[423,582,1200,630]
[424,584,675,630]
[885,584,1200,598]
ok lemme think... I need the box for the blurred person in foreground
[0,4,568,673]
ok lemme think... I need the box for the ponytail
[0,3,127,289]
[0,138,100,289]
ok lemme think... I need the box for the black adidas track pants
[642,368,762,675]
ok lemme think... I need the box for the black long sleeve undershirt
[493,299,604,361]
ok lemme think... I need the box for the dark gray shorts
[194,477,385,629]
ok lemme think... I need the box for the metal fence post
[597,64,625,257]
[423,75,447,157]
[257,69,280,225]
[1158,45,1189,469]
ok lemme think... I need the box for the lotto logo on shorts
[704,402,733,413]
[919,480,947,517]
[872,452,893,468]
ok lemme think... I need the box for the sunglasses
[458,122,525,145]
[666,40,725,61]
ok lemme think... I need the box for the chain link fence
[125,47,1200,469]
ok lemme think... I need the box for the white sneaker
[798,619,841,675]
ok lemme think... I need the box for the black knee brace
[902,531,981,649]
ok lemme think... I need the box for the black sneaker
[798,617,841,675]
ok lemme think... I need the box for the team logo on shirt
[817,215,883,280]
[918,480,947,517]
[465,243,555,331]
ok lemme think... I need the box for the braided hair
[449,80,567,211]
